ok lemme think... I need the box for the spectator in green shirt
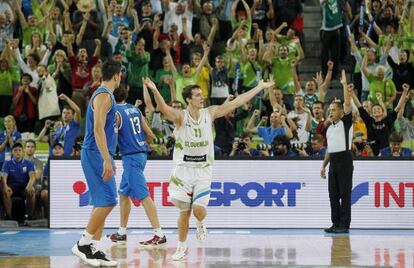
[14,0,46,47]
[361,53,396,110]
[166,43,210,105]
[262,44,303,106]
[0,58,20,117]
[126,38,150,111]
[154,56,174,103]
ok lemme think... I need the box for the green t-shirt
[242,61,262,88]
[231,19,252,39]
[277,35,299,58]
[154,68,173,102]
[0,67,20,96]
[126,51,150,88]
[23,26,45,48]
[271,56,295,95]
[174,73,197,104]
[401,18,414,50]
[367,73,396,109]
[226,42,243,78]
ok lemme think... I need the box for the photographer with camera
[352,131,374,157]
[229,133,261,157]
[268,134,297,157]
[37,119,62,156]
[295,134,326,157]
[246,109,293,144]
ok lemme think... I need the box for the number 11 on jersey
[194,128,202,138]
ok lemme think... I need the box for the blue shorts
[119,153,149,201]
[81,149,117,207]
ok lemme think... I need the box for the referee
[321,70,354,234]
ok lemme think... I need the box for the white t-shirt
[163,2,194,40]
[288,110,310,143]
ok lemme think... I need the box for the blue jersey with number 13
[116,103,148,155]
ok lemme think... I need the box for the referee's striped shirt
[326,113,353,153]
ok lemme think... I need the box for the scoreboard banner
[50,159,414,228]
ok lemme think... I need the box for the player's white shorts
[168,165,212,208]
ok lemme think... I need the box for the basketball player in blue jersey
[107,87,167,247]
[72,60,122,267]
[144,77,274,260]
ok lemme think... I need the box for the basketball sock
[178,241,187,249]
[154,228,164,237]
[118,227,127,235]
[79,231,93,246]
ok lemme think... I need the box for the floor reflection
[330,236,351,266]
[0,230,413,267]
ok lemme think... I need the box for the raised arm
[246,110,261,133]
[231,0,241,22]
[340,70,352,114]
[165,47,178,75]
[102,15,113,40]
[348,34,358,53]
[76,14,89,46]
[59,93,81,123]
[266,0,274,19]
[281,115,293,139]
[143,78,154,112]
[361,53,370,78]
[194,44,210,77]
[14,0,28,29]
[144,78,184,126]
[273,22,288,37]
[395,84,410,114]
[206,18,218,46]
[65,34,75,58]
[359,29,377,48]
[318,61,333,102]
[93,39,101,58]
[351,89,362,108]
[63,10,74,33]
[241,0,252,21]
[209,80,275,120]
[152,17,162,50]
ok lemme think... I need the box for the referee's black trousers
[328,151,353,229]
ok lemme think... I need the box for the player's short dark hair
[113,86,128,103]
[182,85,201,105]
[12,142,23,150]
[102,60,122,81]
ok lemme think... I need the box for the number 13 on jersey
[130,116,141,135]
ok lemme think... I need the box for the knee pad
[171,198,191,212]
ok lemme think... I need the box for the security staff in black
[321,71,354,234]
